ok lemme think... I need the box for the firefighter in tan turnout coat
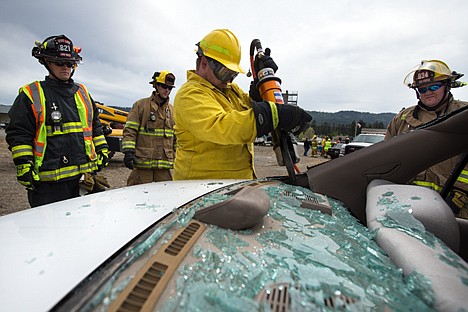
[122,71,176,185]
[385,60,468,219]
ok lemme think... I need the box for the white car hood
[0,180,241,312]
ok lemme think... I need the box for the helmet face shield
[207,57,239,83]
[404,60,452,88]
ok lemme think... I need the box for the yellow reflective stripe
[199,39,231,57]
[75,85,96,161]
[46,122,84,135]
[39,162,98,181]
[21,81,44,120]
[22,81,48,168]
[122,141,135,150]
[135,159,174,169]
[137,133,174,137]
[11,145,34,159]
[457,170,468,184]
[412,180,442,192]
[125,121,140,130]
[63,122,83,131]
[93,135,108,148]
[137,128,174,137]
[76,84,94,127]
[268,101,279,129]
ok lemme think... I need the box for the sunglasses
[157,84,174,90]
[417,84,444,94]
[207,58,238,83]
[51,61,75,68]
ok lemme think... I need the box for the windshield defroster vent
[258,283,358,311]
[324,292,358,309]
[282,190,332,215]
[257,283,291,312]
[110,220,205,312]
[164,221,201,256]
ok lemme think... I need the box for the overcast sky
[1,0,467,114]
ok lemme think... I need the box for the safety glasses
[207,58,238,83]
[157,84,174,90]
[417,83,444,94]
[51,61,75,68]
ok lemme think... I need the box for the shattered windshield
[86,181,435,311]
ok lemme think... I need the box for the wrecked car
[0,107,467,312]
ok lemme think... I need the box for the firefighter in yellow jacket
[385,60,468,218]
[6,35,109,207]
[122,71,176,185]
[173,29,311,180]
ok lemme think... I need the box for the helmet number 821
[58,44,71,52]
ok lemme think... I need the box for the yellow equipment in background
[96,102,129,158]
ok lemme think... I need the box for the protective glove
[249,79,262,102]
[124,151,138,170]
[252,101,312,137]
[102,124,113,136]
[447,189,468,215]
[16,161,39,190]
[92,174,110,193]
[79,173,110,194]
[277,103,312,134]
[94,174,110,189]
[254,48,278,75]
[97,149,109,171]
[79,172,95,192]
[250,48,278,102]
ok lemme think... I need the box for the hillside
[107,106,396,127]
[307,110,395,128]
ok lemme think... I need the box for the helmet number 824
[416,71,429,80]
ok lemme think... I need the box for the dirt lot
[0,128,329,216]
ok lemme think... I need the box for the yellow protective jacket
[173,70,257,180]
[385,97,468,198]
[122,92,175,169]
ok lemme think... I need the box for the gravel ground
[0,128,329,216]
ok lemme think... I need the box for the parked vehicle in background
[343,133,384,155]
[327,142,345,159]
[254,136,266,146]
[255,135,273,146]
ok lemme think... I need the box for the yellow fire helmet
[403,60,454,88]
[149,71,176,88]
[196,29,245,74]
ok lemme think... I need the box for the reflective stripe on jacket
[385,98,468,194]
[14,80,106,181]
[122,93,175,170]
